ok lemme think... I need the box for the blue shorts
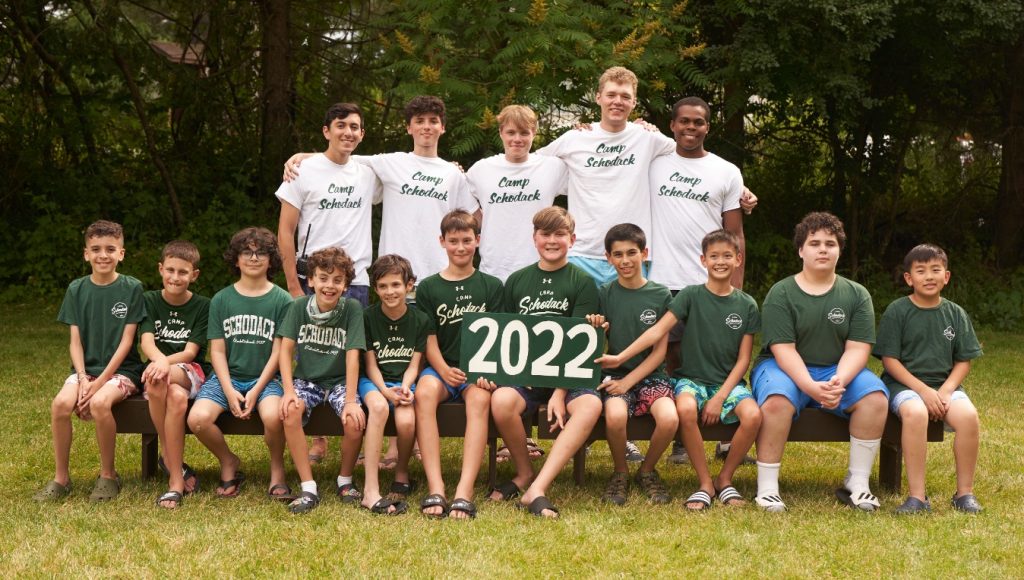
[196,374,284,411]
[419,367,469,402]
[292,378,357,426]
[751,358,887,419]
[508,386,599,413]
[672,378,752,425]
[569,256,650,287]
[357,376,416,408]
[890,389,969,433]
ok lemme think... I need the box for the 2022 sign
[458,312,606,389]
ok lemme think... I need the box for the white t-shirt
[466,154,568,282]
[357,152,473,281]
[648,152,743,290]
[536,123,674,259]
[274,153,381,286]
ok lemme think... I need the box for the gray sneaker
[668,441,690,465]
[625,440,644,463]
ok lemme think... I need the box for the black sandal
[526,496,559,518]
[449,498,477,519]
[489,480,522,502]
[156,490,183,509]
[366,496,408,515]
[420,493,448,518]
[216,471,245,498]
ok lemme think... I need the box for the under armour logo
[455,285,464,292]
[542,278,552,284]
[389,325,399,331]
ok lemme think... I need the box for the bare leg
[715,398,761,501]
[50,381,79,486]
[898,400,929,501]
[641,397,678,473]
[945,399,980,497]
[488,387,533,500]
[755,395,794,463]
[604,397,629,474]
[89,382,129,480]
[451,385,492,518]
[676,393,713,508]
[393,405,416,484]
[361,392,390,509]
[258,396,287,492]
[283,400,313,482]
[414,375,449,516]
[188,399,240,494]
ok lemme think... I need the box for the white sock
[300,480,317,495]
[845,436,881,493]
[756,461,781,498]
[337,475,353,488]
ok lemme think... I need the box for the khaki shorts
[64,373,138,420]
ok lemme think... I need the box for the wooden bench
[113,395,528,489]
[535,407,944,493]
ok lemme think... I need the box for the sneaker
[335,482,363,503]
[625,441,644,463]
[668,441,690,465]
[602,471,630,505]
[715,441,756,464]
[288,491,321,514]
[635,470,671,504]
[894,496,931,515]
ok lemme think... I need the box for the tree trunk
[259,0,293,195]
[995,33,1024,269]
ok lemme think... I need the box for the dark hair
[161,240,201,268]
[223,227,282,279]
[604,223,646,253]
[701,229,741,254]
[440,209,480,236]
[307,246,355,286]
[404,95,446,125]
[85,220,123,242]
[672,96,711,121]
[793,212,846,251]
[533,206,575,235]
[369,254,417,287]
[903,243,949,271]
[323,102,363,130]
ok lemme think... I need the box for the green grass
[1,303,1022,577]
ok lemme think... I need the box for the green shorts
[672,378,752,425]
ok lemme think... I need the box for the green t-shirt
[503,262,599,319]
[757,275,875,367]
[598,280,672,378]
[57,274,146,384]
[364,303,431,382]
[671,284,761,385]
[416,269,504,368]
[873,296,983,395]
[208,284,293,381]
[139,290,211,375]
[278,296,366,385]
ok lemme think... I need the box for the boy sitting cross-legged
[140,240,211,509]
[600,229,762,510]
[874,244,984,514]
[587,224,677,506]
[278,247,367,514]
[187,227,293,499]
[415,210,504,519]
[356,254,431,515]
[35,220,146,502]
[488,207,603,518]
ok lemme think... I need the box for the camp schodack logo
[639,309,658,325]
[725,313,743,330]
[827,308,846,325]
[111,302,128,319]
[943,325,956,341]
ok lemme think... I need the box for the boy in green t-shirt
[586,224,675,506]
[600,230,761,510]
[488,207,602,518]
[187,228,293,500]
[874,244,984,514]
[140,240,210,509]
[278,247,367,514]
[751,212,888,513]
[415,210,503,519]
[357,254,431,515]
[36,220,146,503]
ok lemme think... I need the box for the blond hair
[598,66,638,94]
[497,105,537,133]
[533,206,575,235]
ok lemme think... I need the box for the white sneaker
[625,440,644,463]
[755,493,787,513]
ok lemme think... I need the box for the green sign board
[459,312,606,389]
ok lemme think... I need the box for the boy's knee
[652,403,679,428]
[187,410,211,433]
[737,404,762,428]
[166,386,188,408]
[676,398,698,422]
[367,398,390,420]
[604,403,628,427]
[89,395,114,418]
[52,395,75,418]
[760,395,794,418]
[899,401,928,425]
[146,381,167,397]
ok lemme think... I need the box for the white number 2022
[466,317,598,380]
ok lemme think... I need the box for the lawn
[1,303,1021,578]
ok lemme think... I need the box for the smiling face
[84,235,125,278]
[670,104,709,158]
[534,227,574,268]
[798,229,841,275]
[309,266,348,311]
[407,113,445,150]
[700,241,741,284]
[904,258,950,302]
[159,257,199,299]
[500,122,535,163]
[322,113,364,162]
[596,81,636,129]
[607,240,647,284]
[440,228,479,269]
[236,244,271,280]
[374,272,413,311]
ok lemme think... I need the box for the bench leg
[487,437,498,489]
[879,439,903,494]
[573,447,586,486]
[141,434,159,479]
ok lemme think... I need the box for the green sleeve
[953,306,983,361]
[667,287,691,323]
[126,280,146,324]
[190,298,210,347]
[139,292,158,335]
[760,283,795,347]
[487,276,504,313]
[345,300,366,351]
[278,298,302,340]
[416,282,438,334]
[745,295,761,334]
[847,285,876,344]
[571,276,599,318]
[414,313,429,352]
[872,301,903,359]
[207,292,225,340]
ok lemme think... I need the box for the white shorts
[890,389,969,433]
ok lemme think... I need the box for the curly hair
[306,246,355,286]
[793,212,846,251]
[85,220,123,242]
[404,95,446,125]
[223,227,282,280]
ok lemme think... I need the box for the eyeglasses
[244,250,270,261]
